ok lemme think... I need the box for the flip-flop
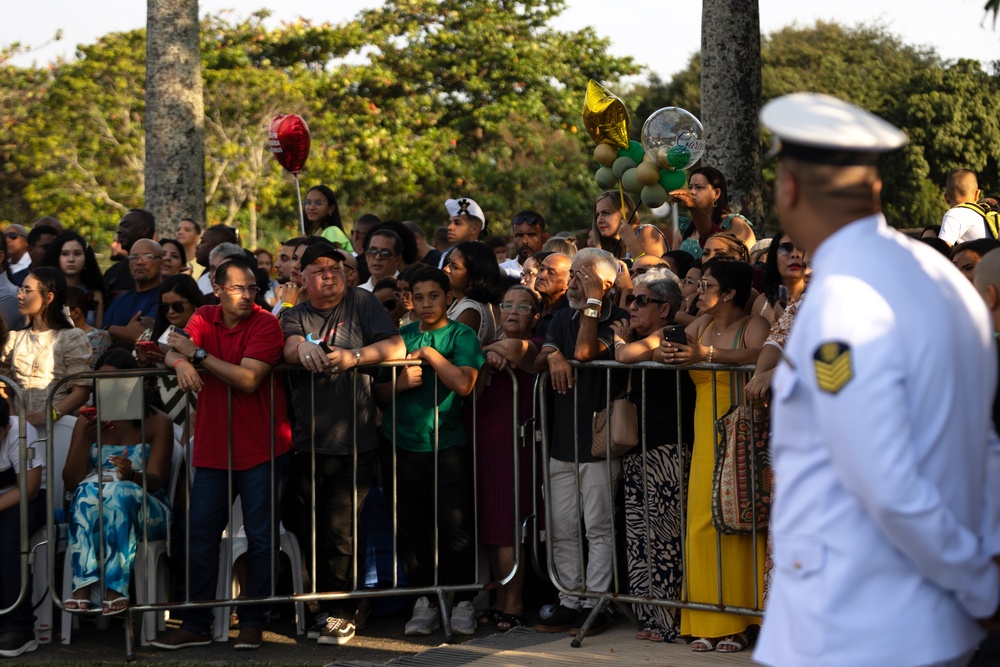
[648,629,665,643]
[64,598,93,611]
[496,613,524,630]
[635,629,652,640]
[478,608,503,626]
[717,633,749,653]
[102,597,130,616]
[691,637,718,652]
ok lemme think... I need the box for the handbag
[711,323,772,535]
[592,370,639,458]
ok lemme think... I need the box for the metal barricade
[535,359,767,646]
[0,379,36,623]
[42,360,523,658]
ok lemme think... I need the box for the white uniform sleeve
[811,280,998,617]
[981,429,1000,557]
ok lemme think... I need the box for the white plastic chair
[212,500,305,641]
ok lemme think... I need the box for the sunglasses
[366,248,397,259]
[393,290,411,300]
[777,242,801,256]
[5,232,23,240]
[159,301,190,314]
[625,294,666,307]
[512,216,543,227]
[381,299,397,311]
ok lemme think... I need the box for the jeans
[179,453,290,635]
[283,450,376,618]
[0,494,45,632]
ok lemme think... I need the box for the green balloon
[595,166,617,190]
[667,144,692,169]
[612,156,637,180]
[659,169,687,191]
[641,184,668,208]
[621,168,642,194]
[617,140,645,165]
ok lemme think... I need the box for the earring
[712,199,719,208]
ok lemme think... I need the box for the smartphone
[778,285,789,310]
[158,325,190,345]
[662,325,687,345]
[135,341,161,355]
[79,407,97,420]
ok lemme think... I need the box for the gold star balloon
[582,80,630,149]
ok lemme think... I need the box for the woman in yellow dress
[654,257,769,653]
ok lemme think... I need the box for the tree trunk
[700,0,764,227]
[145,0,205,239]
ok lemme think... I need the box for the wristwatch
[583,307,600,319]
[192,348,208,365]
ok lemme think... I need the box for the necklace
[712,317,744,337]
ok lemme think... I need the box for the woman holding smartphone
[135,274,203,427]
[610,269,696,643]
[62,349,173,615]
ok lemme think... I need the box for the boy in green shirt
[375,267,484,638]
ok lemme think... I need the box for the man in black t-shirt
[533,248,628,637]
[280,241,405,646]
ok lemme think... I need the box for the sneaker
[0,631,38,658]
[150,627,213,650]
[317,616,356,645]
[234,626,263,650]
[450,601,476,636]
[404,596,441,636]
[568,608,609,636]
[307,613,330,640]
[533,604,581,633]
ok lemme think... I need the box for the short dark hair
[368,229,404,256]
[410,267,450,293]
[951,238,1000,261]
[282,236,306,248]
[215,256,257,286]
[204,223,239,245]
[27,225,58,246]
[125,208,157,238]
[373,276,398,292]
[371,220,417,264]
[702,257,753,309]
[487,235,508,250]
[180,218,202,234]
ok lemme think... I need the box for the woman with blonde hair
[591,191,668,260]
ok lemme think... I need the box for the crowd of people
[1,105,999,663]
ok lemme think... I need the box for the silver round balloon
[640,107,705,171]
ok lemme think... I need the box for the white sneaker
[404,596,441,636]
[450,601,476,636]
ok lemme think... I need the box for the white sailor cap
[760,93,907,166]
[445,197,486,229]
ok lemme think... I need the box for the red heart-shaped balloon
[267,114,311,174]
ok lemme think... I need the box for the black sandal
[478,608,503,626]
[497,612,524,630]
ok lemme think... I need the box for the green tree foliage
[629,22,1000,229]
[0,2,636,252]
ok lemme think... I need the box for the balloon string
[294,173,305,235]
[618,179,626,218]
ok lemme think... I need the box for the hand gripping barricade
[535,358,768,647]
[39,361,526,658]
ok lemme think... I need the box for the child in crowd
[374,267,484,638]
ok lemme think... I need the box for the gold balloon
[635,161,661,186]
[582,80,630,149]
[593,143,618,167]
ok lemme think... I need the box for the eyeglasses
[221,284,261,296]
[697,279,720,292]
[499,302,535,315]
[5,232,23,240]
[303,199,329,207]
[159,301,190,314]
[366,248,397,259]
[681,277,699,287]
[393,290,411,300]
[777,242,801,256]
[625,294,666,307]
[16,287,39,296]
[381,299,397,311]
[128,253,161,263]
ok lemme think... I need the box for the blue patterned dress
[68,443,170,594]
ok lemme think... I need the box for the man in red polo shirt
[153,256,292,652]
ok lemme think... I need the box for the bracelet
[172,358,186,369]
[281,302,295,310]
[707,345,715,364]
[353,348,362,367]
[52,406,61,422]
[586,298,602,307]
[614,340,626,350]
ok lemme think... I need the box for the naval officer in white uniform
[754,93,1000,667]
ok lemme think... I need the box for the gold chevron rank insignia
[813,341,853,394]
